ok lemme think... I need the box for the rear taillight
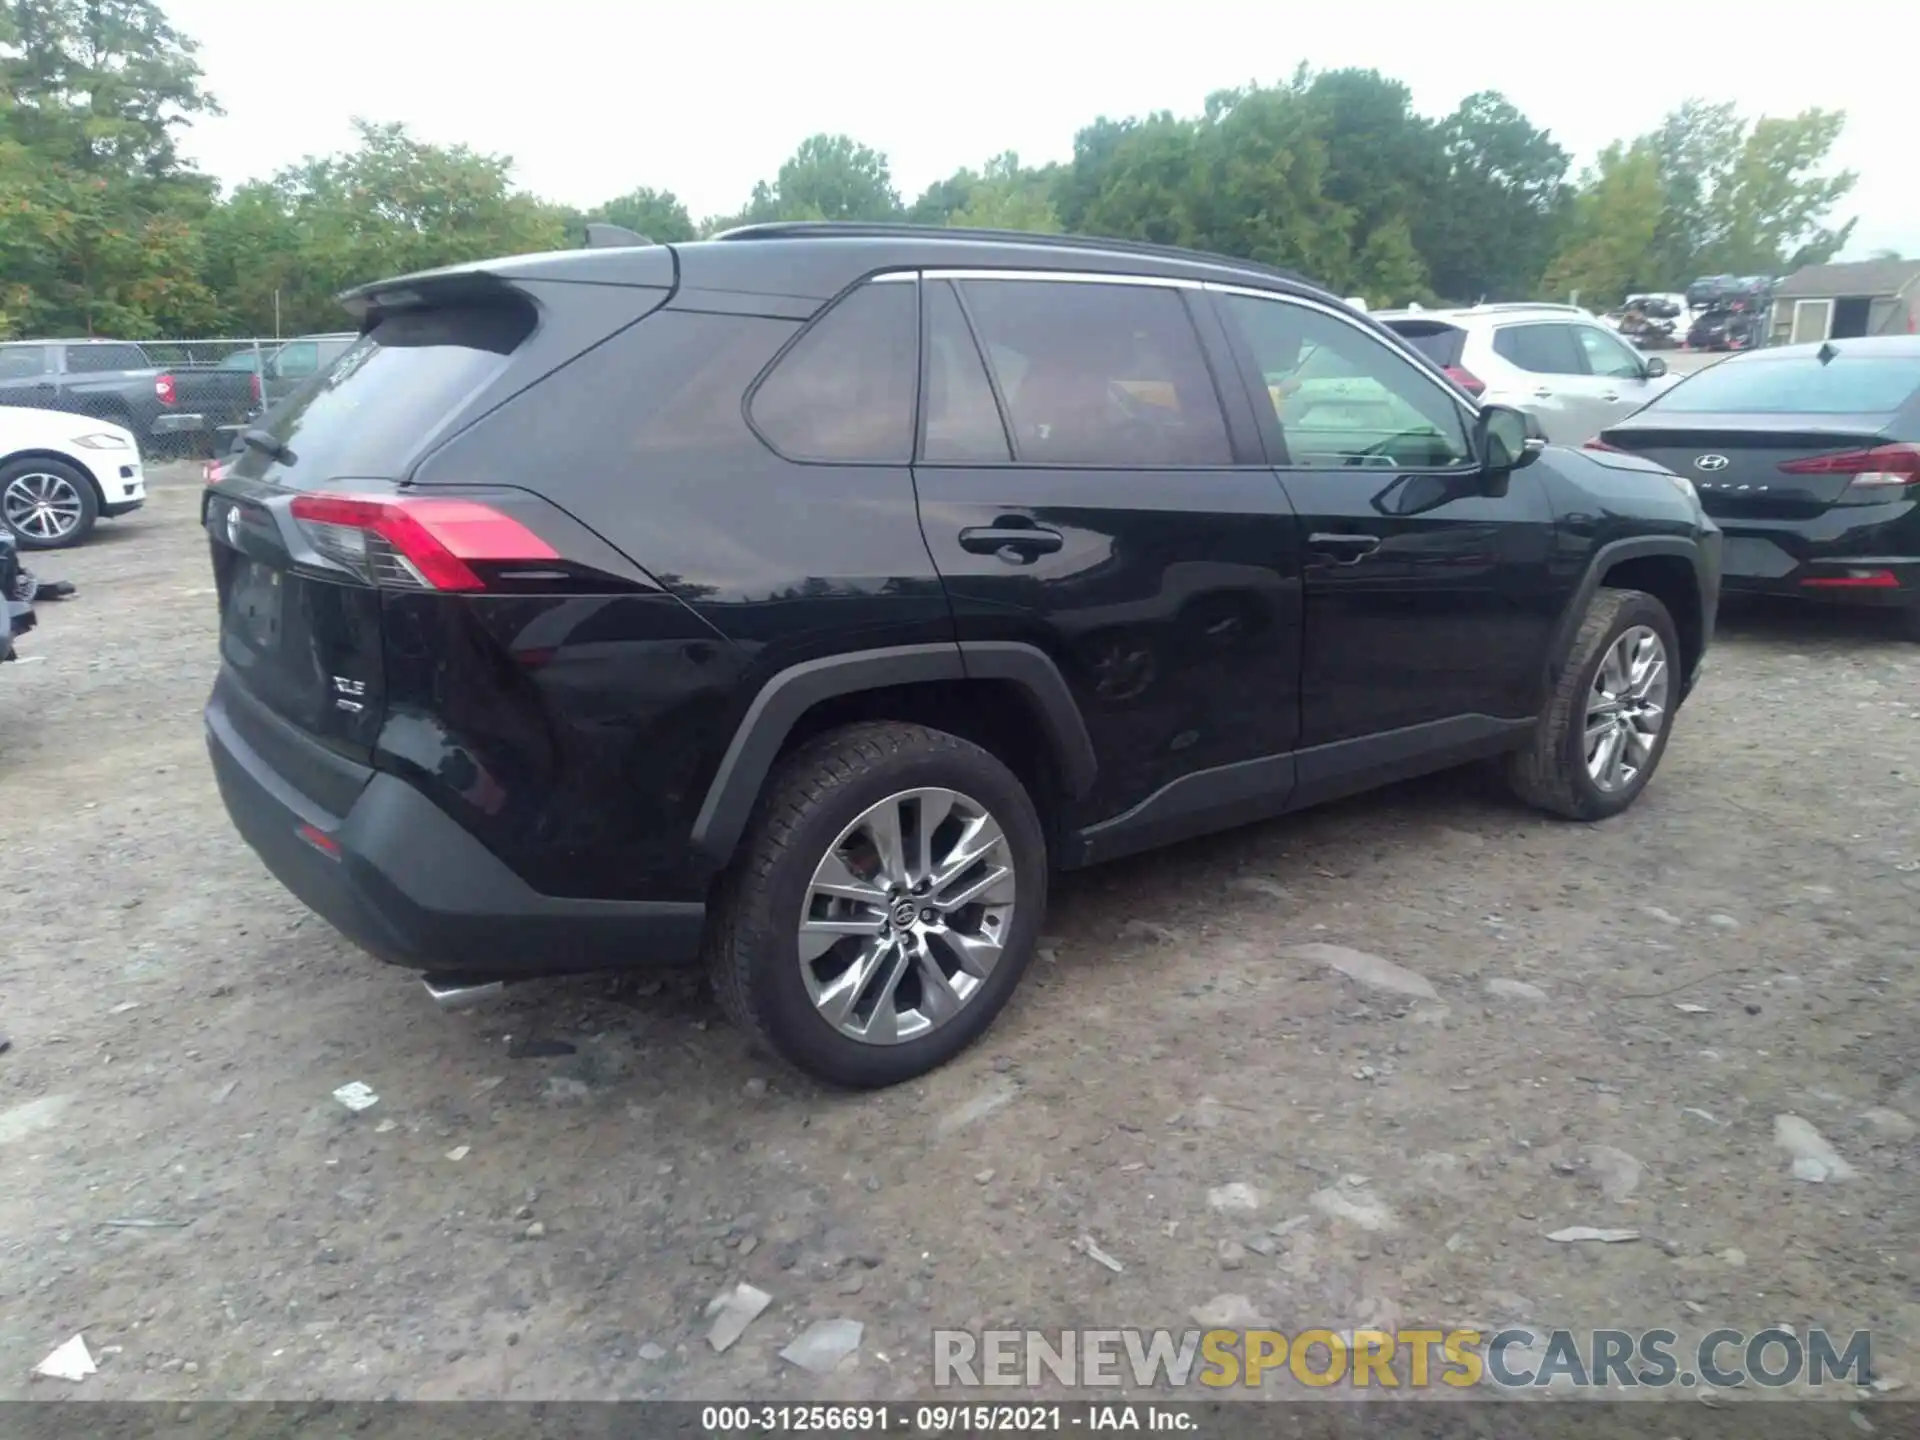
[288,493,559,591]
[1583,437,1626,452]
[155,373,176,405]
[202,458,227,485]
[1778,443,1920,489]
[1444,365,1485,398]
[249,372,262,405]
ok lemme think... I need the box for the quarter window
[1492,323,1586,376]
[956,279,1232,467]
[750,280,918,464]
[1219,293,1472,469]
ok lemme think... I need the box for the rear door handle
[1532,387,1555,400]
[1600,391,1620,402]
[959,526,1064,557]
[1307,532,1381,563]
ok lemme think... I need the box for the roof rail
[710,221,1320,292]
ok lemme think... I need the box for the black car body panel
[1,527,33,659]
[203,225,1722,979]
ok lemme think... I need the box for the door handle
[1307,532,1381,563]
[959,525,1064,558]
[1600,392,1620,402]
[1532,387,1555,400]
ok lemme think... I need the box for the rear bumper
[1716,511,1920,609]
[205,688,707,976]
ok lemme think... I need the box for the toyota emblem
[1693,454,1730,472]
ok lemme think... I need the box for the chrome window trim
[920,268,1200,289]
[865,266,1486,470]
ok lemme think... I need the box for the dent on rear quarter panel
[376,590,744,904]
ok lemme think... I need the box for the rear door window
[1649,354,1920,415]
[65,343,147,373]
[749,280,918,463]
[231,302,534,488]
[957,278,1232,467]
[1492,323,1587,376]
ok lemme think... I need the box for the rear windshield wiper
[240,427,296,466]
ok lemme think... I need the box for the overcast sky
[165,0,1916,260]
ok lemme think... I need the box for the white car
[1375,303,1684,446]
[0,405,147,548]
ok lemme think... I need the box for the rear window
[1381,321,1465,369]
[1650,355,1920,415]
[233,304,531,487]
[66,343,147,373]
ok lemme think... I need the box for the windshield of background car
[1649,354,1920,415]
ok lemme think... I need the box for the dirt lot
[2,462,1916,1408]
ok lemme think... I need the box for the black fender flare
[688,640,1096,868]
[1547,534,1707,680]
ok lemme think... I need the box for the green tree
[581,185,694,243]
[1543,139,1665,307]
[1641,100,1855,283]
[735,134,902,225]
[211,119,564,333]
[0,0,223,332]
[1419,92,1571,301]
[1298,67,1442,299]
[946,152,1061,233]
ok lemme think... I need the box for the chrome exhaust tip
[421,974,507,1011]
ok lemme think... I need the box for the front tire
[707,721,1047,1089]
[1507,587,1681,820]
[1,457,99,549]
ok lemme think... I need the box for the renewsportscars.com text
[932,1326,1874,1391]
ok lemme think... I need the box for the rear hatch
[205,269,673,815]
[1597,350,1920,521]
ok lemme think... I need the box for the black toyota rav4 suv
[204,223,1721,1087]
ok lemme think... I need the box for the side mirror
[1477,404,1543,473]
[1644,356,1669,379]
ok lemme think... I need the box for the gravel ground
[1,462,1916,1408]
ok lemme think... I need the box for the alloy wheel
[3,472,84,543]
[1584,625,1669,793]
[797,787,1017,1046]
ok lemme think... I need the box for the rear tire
[707,721,1047,1089]
[0,457,99,549]
[1507,587,1681,820]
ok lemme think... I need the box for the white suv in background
[1376,303,1682,445]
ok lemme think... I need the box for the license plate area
[226,557,286,655]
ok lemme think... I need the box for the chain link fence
[0,335,316,458]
